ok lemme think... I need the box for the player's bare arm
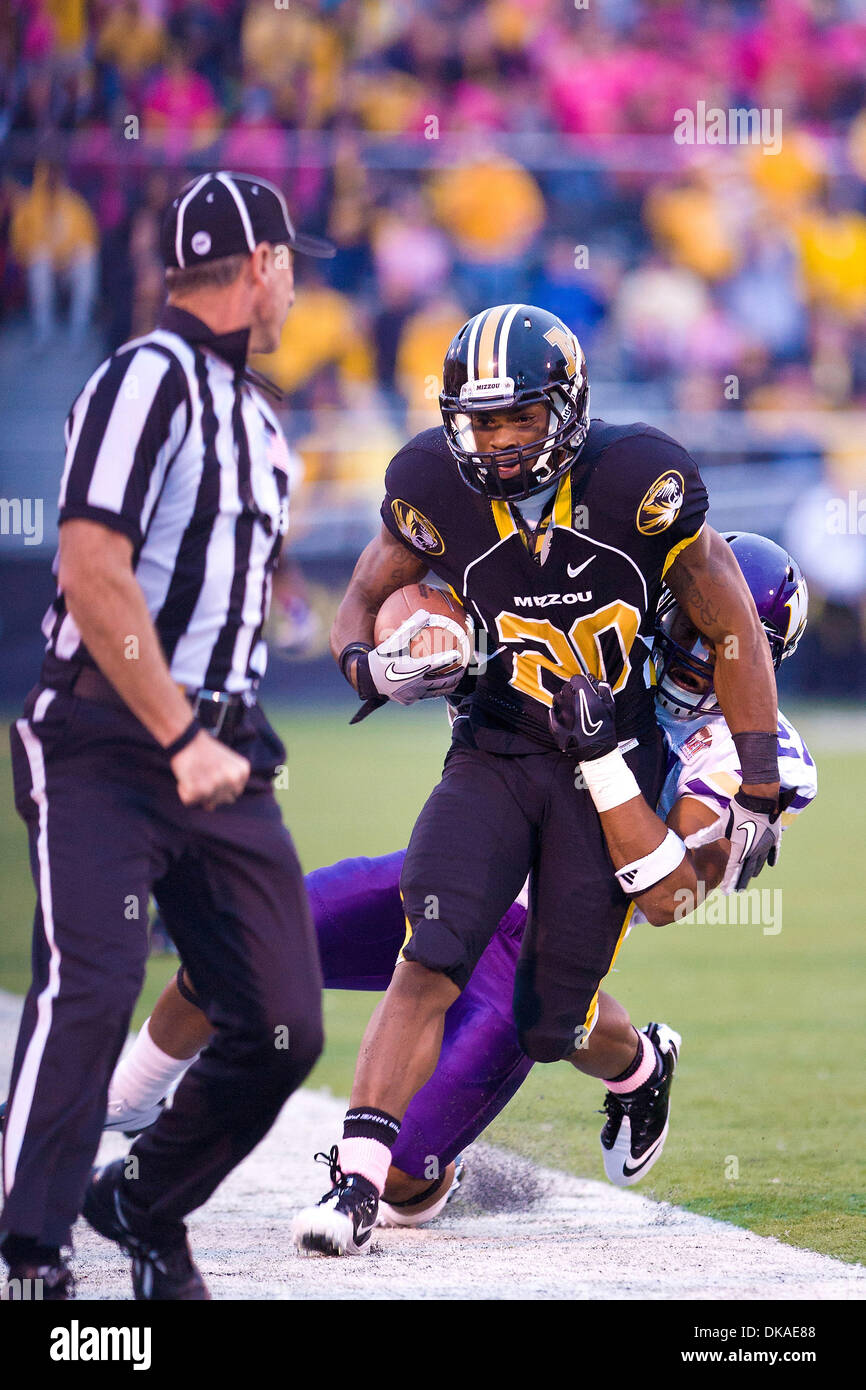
[592,791,729,927]
[331,525,468,716]
[59,519,250,809]
[550,673,730,925]
[665,526,779,801]
[330,525,427,689]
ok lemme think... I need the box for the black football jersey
[381,421,709,753]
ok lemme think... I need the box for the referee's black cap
[161,171,336,268]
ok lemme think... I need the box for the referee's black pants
[2,687,323,1249]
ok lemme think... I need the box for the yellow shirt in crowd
[256,285,374,394]
[11,167,98,269]
[428,158,545,264]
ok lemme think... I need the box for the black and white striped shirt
[41,307,293,694]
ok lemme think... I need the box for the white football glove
[684,792,782,894]
[719,791,782,892]
[367,610,470,706]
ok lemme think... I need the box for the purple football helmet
[652,532,809,721]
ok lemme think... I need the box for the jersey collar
[158,305,251,373]
[490,469,574,550]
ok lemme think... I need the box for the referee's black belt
[69,668,254,741]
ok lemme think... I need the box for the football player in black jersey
[294,304,786,1256]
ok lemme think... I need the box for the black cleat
[292,1146,379,1256]
[600,1022,681,1188]
[1,1259,74,1301]
[83,1159,210,1300]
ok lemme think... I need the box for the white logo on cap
[191,231,212,256]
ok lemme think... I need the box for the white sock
[107,1017,195,1119]
[337,1137,393,1195]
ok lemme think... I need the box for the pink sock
[337,1137,392,1195]
[604,1031,658,1094]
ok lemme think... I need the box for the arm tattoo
[677,569,722,634]
[358,534,427,615]
[667,534,733,641]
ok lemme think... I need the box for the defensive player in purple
[60,534,815,1226]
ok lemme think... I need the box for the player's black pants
[2,687,323,1249]
[400,722,666,1063]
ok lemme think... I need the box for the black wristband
[732,731,779,787]
[735,790,778,815]
[339,642,372,685]
[339,644,380,702]
[164,717,202,760]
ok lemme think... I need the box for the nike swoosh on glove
[549,672,618,759]
[353,610,470,724]
[718,789,782,892]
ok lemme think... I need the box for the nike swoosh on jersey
[567,555,596,579]
[578,687,604,737]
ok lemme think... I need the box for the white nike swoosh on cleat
[622,1127,668,1177]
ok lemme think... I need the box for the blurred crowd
[2,0,866,678]
[4,2,866,411]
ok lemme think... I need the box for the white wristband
[615,828,687,895]
[579,748,642,814]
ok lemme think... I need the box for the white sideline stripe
[0,1000,864,1298]
[3,721,62,1194]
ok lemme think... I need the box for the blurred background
[1,0,866,703]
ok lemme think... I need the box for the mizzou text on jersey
[383,421,708,752]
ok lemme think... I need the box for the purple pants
[305,853,534,1178]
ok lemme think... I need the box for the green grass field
[1,702,863,1265]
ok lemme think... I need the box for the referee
[0,172,333,1300]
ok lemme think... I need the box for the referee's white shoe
[599,1023,681,1188]
[104,1097,166,1137]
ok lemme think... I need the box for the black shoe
[600,1022,681,1188]
[82,1159,210,1300]
[292,1145,379,1256]
[1,1259,74,1300]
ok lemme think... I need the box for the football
[374,583,471,667]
